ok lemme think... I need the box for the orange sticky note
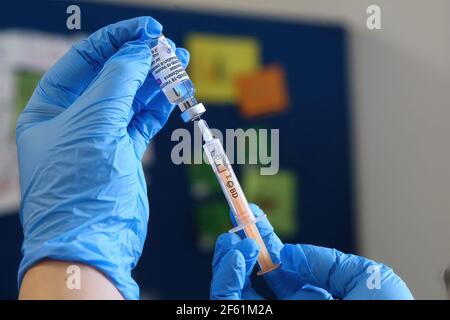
[234,65,289,118]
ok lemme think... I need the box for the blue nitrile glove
[16,16,189,300]
[211,204,331,300]
[210,204,414,300]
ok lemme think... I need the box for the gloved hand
[16,16,189,300]
[210,204,414,300]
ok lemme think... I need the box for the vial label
[150,36,189,102]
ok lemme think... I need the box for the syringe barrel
[203,138,279,275]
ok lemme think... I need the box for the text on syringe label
[206,141,246,202]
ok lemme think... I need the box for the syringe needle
[197,119,214,142]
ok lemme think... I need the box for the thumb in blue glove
[210,234,261,300]
[280,244,414,299]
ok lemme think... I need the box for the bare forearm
[19,260,124,300]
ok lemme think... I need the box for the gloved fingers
[280,243,379,299]
[212,233,259,276]
[69,39,152,129]
[177,47,190,66]
[229,204,292,298]
[37,17,162,111]
[127,93,175,160]
[210,249,246,300]
[210,236,260,300]
[128,47,190,159]
[229,204,284,263]
[132,45,189,113]
[342,270,413,300]
[289,284,333,300]
[234,238,260,277]
[212,233,241,270]
[17,17,162,135]
[242,287,265,300]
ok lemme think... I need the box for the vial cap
[180,103,206,122]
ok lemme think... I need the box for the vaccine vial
[149,35,205,122]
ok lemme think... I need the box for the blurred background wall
[97,0,450,299]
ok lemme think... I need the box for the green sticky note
[187,163,222,200]
[13,70,42,136]
[188,163,232,252]
[196,201,231,252]
[242,167,298,238]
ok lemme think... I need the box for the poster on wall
[0,31,80,214]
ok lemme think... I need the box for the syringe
[149,34,278,274]
[197,119,279,275]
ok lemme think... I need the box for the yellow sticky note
[186,33,261,104]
